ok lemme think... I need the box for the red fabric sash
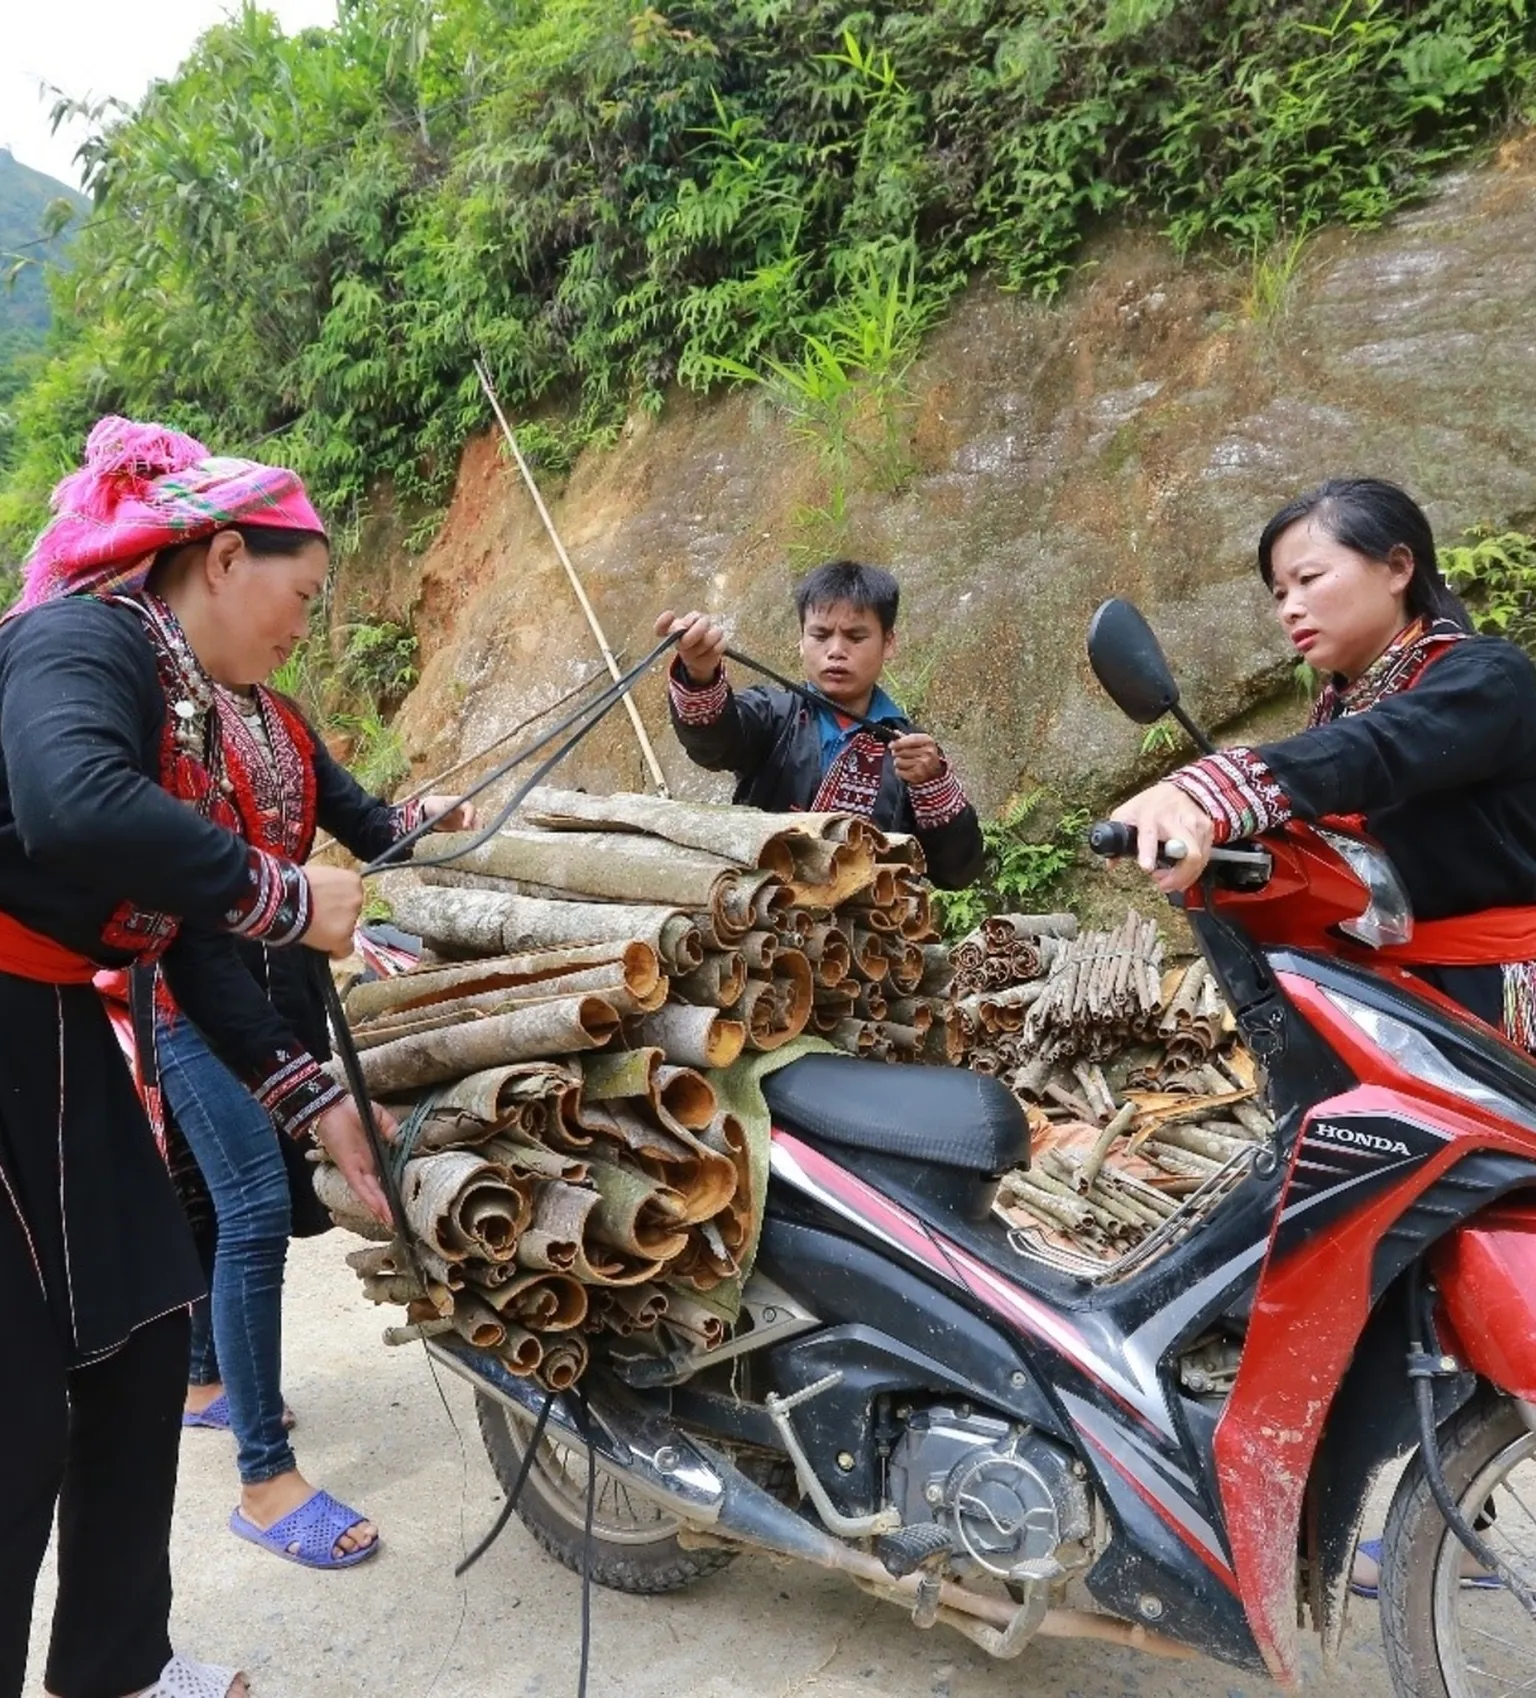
[0,909,98,984]
[1375,907,1536,968]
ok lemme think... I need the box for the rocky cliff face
[349,129,1536,827]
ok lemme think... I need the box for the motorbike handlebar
[1087,821,1188,862]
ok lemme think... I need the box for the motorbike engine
[886,1404,1092,1581]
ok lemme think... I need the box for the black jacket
[0,597,314,1088]
[1260,638,1536,921]
[1257,635,1536,1029]
[668,662,986,889]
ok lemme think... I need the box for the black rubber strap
[454,1390,557,1578]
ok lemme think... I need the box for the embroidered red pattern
[812,730,890,816]
[1168,748,1291,846]
[100,598,312,958]
[907,763,967,830]
[214,688,319,861]
[668,663,729,725]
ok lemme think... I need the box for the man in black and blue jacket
[657,560,985,890]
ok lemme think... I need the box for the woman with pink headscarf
[0,418,398,1698]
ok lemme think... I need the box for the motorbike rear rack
[997,1145,1258,1283]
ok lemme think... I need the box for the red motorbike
[433,600,1536,1698]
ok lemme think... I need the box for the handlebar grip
[1088,822,1189,863]
[1089,821,1136,858]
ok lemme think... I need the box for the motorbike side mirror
[1086,599,1215,755]
[1086,599,1182,724]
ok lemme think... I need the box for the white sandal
[144,1656,246,1698]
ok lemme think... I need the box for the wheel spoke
[1433,1435,1536,1698]
[511,1412,686,1545]
[1499,1480,1536,1539]
[1458,1659,1536,1698]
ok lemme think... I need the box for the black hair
[147,522,328,582]
[794,559,900,633]
[1256,477,1470,631]
[222,523,329,557]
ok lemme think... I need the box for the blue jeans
[157,1015,296,1486]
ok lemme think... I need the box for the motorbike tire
[1379,1391,1536,1698]
[474,1392,738,1594]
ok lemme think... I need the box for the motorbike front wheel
[474,1391,739,1594]
[1379,1392,1536,1698]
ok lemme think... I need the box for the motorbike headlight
[1320,988,1536,1137]
[1315,828,1414,949]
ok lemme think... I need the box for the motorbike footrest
[876,1522,954,1578]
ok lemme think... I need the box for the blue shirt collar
[813,683,903,770]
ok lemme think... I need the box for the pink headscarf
[22,415,326,608]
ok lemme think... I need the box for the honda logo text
[1309,1120,1412,1158]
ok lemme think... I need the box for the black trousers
[1,1190,188,1698]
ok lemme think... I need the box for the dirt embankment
[334,133,1536,831]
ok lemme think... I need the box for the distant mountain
[0,147,88,347]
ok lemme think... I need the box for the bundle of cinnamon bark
[951,916,1276,1268]
[312,790,950,1386]
[315,1048,752,1389]
[947,912,1239,1105]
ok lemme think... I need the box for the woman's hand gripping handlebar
[1088,820,1190,866]
[1088,818,1273,894]
[1095,779,1215,892]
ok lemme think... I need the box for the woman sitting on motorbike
[1112,476,1536,1050]
[1112,476,1536,1597]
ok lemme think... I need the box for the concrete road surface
[29,1237,1400,1698]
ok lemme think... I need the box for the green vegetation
[271,616,418,795]
[335,709,412,794]
[933,791,1089,939]
[337,619,419,709]
[691,240,947,548]
[0,0,1531,568]
[1140,720,1189,758]
[0,149,86,492]
[0,149,84,342]
[1441,526,1536,650]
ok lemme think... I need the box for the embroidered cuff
[907,760,970,830]
[390,798,427,840]
[668,657,730,725]
[1167,748,1292,845]
[247,1045,346,1139]
[224,849,311,945]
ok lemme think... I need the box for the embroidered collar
[814,682,903,771]
[114,591,219,737]
[1310,616,1468,726]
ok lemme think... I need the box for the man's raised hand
[889,732,945,787]
[655,609,726,684]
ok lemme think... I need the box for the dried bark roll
[672,951,748,1008]
[484,1271,589,1332]
[344,941,661,1022]
[537,1334,589,1391]
[355,996,622,1094]
[401,881,704,974]
[625,1004,746,1069]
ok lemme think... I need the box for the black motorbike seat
[763,1054,1027,1174]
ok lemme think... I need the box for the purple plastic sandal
[228,1488,379,1570]
[182,1392,232,1430]
[1350,1536,1502,1600]
[182,1392,297,1431]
